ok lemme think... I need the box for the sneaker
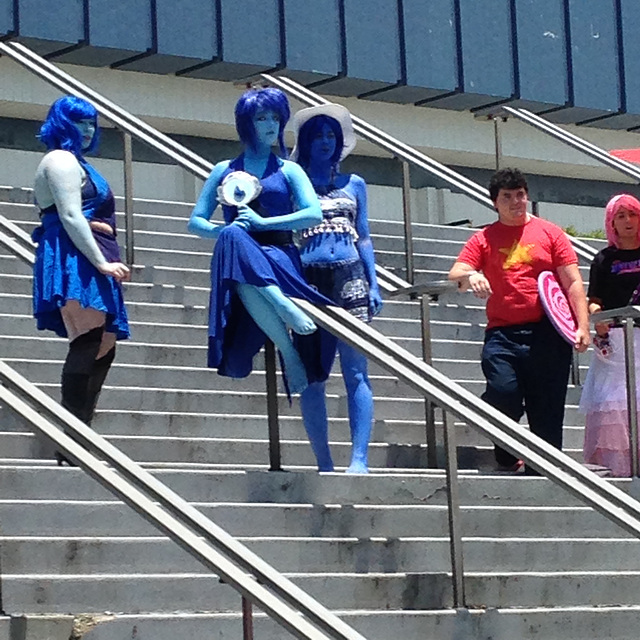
[496,459,524,473]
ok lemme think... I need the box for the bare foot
[284,357,309,395]
[345,460,369,474]
[278,303,317,335]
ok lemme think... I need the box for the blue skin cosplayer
[33,96,130,464]
[188,88,327,394]
[293,108,383,473]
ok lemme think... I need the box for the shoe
[496,459,524,473]
[54,451,77,467]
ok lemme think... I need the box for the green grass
[564,225,606,240]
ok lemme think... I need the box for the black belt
[250,230,293,246]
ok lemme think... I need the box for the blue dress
[207,153,330,377]
[32,160,130,340]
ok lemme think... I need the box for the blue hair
[39,95,99,157]
[235,88,290,157]
[295,115,344,171]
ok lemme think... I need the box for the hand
[98,261,130,282]
[369,289,383,316]
[231,205,266,232]
[467,272,492,299]
[574,327,591,353]
[594,321,610,337]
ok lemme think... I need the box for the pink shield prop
[538,271,577,344]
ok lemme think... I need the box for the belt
[250,230,293,246]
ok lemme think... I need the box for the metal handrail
[0,360,368,640]
[503,106,640,183]
[5,182,640,612]
[261,73,598,266]
[294,299,640,531]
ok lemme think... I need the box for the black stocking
[57,325,104,465]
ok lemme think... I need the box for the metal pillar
[493,116,503,171]
[122,131,135,267]
[420,294,438,467]
[401,160,415,284]
[264,340,282,471]
[242,596,254,640]
[442,409,466,607]
[624,319,639,477]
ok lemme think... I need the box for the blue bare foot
[280,305,317,335]
[345,460,369,474]
[285,359,309,395]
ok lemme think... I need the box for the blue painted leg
[258,285,317,335]
[339,342,372,474]
[236,283,308,394]
[300,381,335,471]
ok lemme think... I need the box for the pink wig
[605,194,640,247]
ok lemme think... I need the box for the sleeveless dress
[207,153,331,378]
[31,160,130,340]
[295,184,372,383]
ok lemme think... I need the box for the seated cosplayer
[187,88,330,394]
[291,104,383,474]
[32,96,130,464]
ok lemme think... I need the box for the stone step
[0,501,625,538]
[44,606,640,640]
[0,312,487,348]
[0,430,439,469]
[0,467,630,507]
[4,570,640,613]
[0,336,493,381]
[3,535,639,575]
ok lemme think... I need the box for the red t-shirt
[457,216,577,328]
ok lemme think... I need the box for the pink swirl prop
[538,271,577,344]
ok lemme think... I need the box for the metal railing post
[493,116,503,171]
[420,293,438,467]
[242,596,254,640]
[264,339,282,471]
[624,317,639,477]
[570,350,581,387]
[122,131,135,267]
[401,160,414,285]
[442,408,466,607]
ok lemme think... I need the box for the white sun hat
[289,103,357,162]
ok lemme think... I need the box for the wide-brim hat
[289,103,356,162]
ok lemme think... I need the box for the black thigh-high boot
[84,345,116,427]
[57,325,104,465]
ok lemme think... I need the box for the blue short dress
[32,159,130,340]
[207,153,330,378]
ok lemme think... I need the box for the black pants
[481,318,572,467]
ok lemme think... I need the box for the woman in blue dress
[188,88,329,394]
[32,96,130,463]
[291,104,383,473]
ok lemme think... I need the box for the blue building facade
[1,0,639,128]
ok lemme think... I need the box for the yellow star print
[499,241,535,270]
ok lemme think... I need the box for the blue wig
[39,95,99,157]
[235,88,290,157]
[295,115,344,171]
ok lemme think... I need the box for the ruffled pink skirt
[580,328,640,477]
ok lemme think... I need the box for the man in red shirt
[448,168,590,472]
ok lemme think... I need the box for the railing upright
[442,409,465,607]
[122,131,135,266]
[400,160,415,284]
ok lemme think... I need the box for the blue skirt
[208,224,331,377]
[32,220,130,340]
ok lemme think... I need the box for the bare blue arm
[352,175,383,314]
[187,160,230,239]
[233,160,322,232]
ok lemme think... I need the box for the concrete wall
[1,0,640,125]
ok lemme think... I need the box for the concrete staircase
[1,186,639,639]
